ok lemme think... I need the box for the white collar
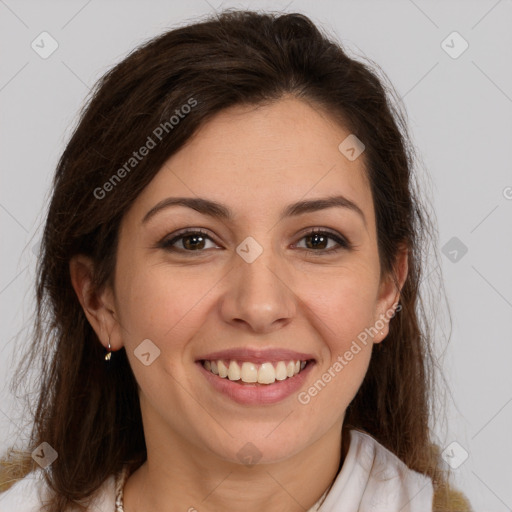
[317,429,433,511]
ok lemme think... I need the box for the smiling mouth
[200,359,313,385]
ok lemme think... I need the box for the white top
[0,430,433,511]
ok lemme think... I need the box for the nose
[219,251,296,334]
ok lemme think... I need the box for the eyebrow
[141,195,366,227]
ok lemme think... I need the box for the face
[98,97,402,465]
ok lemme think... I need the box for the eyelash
[158,228,352,255]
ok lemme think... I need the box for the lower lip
[196,361,315,405]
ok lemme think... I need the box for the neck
[123,422,346,512]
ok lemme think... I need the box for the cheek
[294,267,378,404]
[115,263,208,343]
[298,288,375,418]
[299,265,379,348]
[115,266,207,400]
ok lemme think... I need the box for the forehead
[126,97,374,228]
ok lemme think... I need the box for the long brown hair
[2,9,465,511]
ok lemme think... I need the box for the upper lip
[196,348,316,364]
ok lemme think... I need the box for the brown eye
[295,230,350,253]
[160,230,219,252]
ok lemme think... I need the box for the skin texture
[70,97,407,511]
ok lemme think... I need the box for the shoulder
[321,429,434,511]
[351,429,435,488]
[0,470,117,512]
[353,432,473,512]
[320,430,472,512]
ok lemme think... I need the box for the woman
[0,9,472,512]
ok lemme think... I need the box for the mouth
[195,349,316,405]
[200,358,313,385]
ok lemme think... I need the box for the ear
[373,243,408,343]
[69,254,122,352]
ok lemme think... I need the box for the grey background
[1,0,511,509]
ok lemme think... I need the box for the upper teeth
[203,360,307,384]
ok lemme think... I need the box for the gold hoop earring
[105,337,112,361]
